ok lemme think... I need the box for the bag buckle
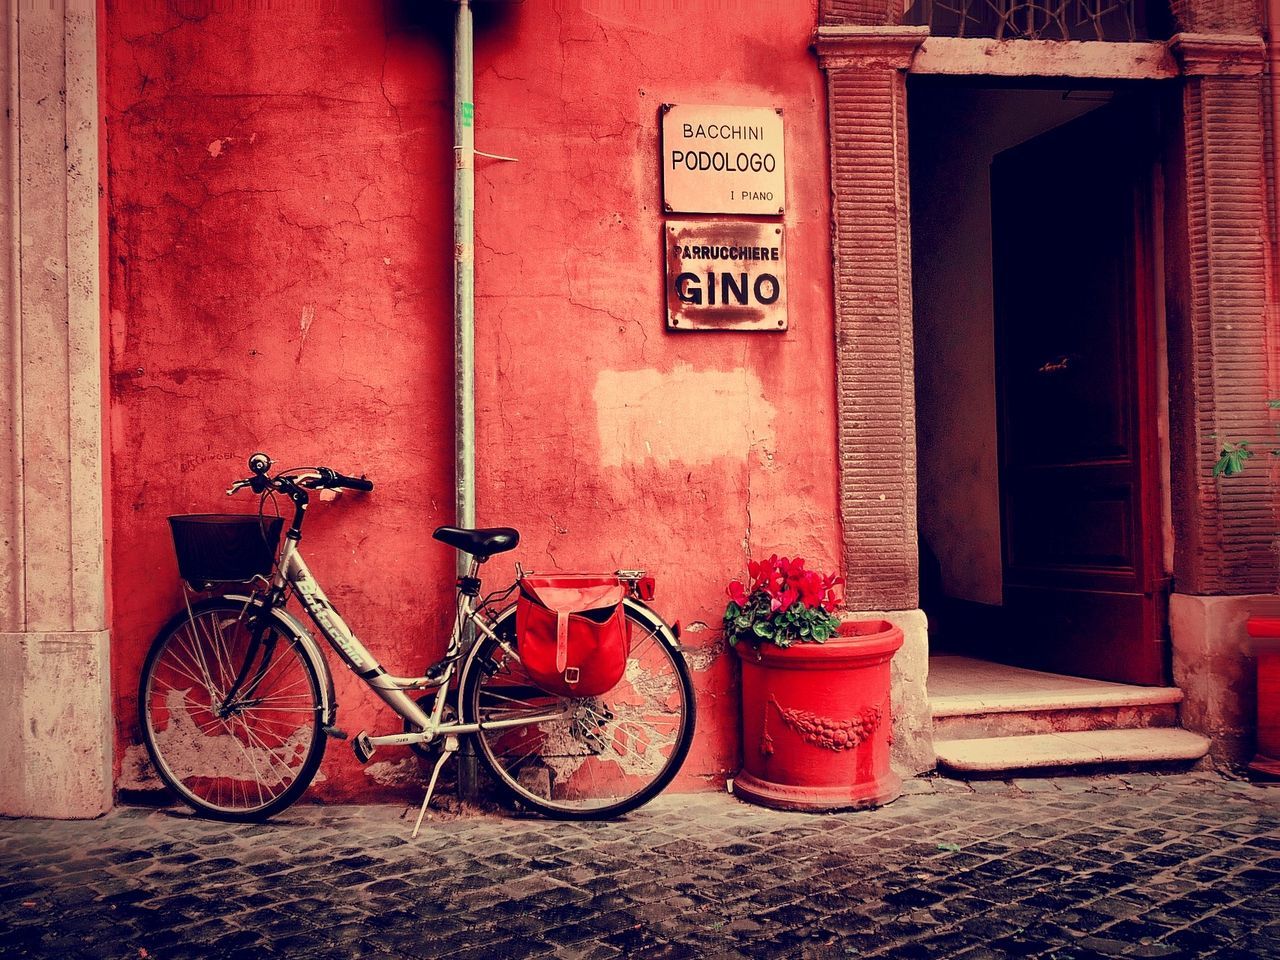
[563,667,580,685]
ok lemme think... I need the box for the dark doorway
[910,80,1168,685]
[992,100,1166,685]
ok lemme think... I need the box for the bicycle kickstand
[411,734,459,839]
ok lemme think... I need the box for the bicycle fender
[455,603,517,720]
[222,593,338,728]
[619,598,681,645]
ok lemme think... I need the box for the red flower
[784,557,806,582]
[725,555,843,649]
[820,573,845,612]
[750,555,781,595]
[797,571,824,607]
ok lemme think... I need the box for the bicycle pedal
[353,732,376,764]
[322,725,349,741]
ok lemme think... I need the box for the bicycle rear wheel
[138,598,326,822]
[462,599,696,819]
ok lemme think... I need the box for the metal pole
[454,0,475,545]
[453,0,479,800]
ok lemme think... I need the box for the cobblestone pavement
[1,773,1278,960]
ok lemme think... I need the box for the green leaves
[723,556,845,650]
[722,585,841,650]
[1215,400,1280,478]
[1214,440,1254,478]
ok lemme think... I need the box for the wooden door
[992,100,1166,685]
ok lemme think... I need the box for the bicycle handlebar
[225,455,374,497]
[316,467,374,493]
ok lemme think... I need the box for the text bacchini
[662,104,785,215]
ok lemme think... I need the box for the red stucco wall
[105,0,838,801]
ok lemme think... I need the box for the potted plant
[724,555,903,811]
[1216,409,1280,778]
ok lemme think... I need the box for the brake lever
[227,476,273,495]
[296,469,341,501]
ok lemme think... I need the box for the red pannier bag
[516,575,629,698]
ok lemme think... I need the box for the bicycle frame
[269,537,572,755]
[148,458,691,831]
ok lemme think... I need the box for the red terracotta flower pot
[733,619,903,811]
[1247,614,1280,779]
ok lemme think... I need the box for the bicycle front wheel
[138,598,327,822]
[463,599,696,819]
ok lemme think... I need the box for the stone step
[934,728,1212,775]
[932,687,1184,740]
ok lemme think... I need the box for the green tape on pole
[461,102,474,127]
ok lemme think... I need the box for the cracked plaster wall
[105,1,837,800]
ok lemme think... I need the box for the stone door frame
[1,0,111,818]
[816,19,1275,769]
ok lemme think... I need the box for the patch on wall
[363,758,422,787]
[118,743,162,791]
[593,364,776,468]
[117,741,327,790]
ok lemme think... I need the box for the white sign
[665,221,787,332]
[661,104,785,215]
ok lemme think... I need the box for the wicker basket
[168,514,284,588]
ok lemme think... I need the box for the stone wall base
[1169,593,1272,769]
[843,608,935,775]
[0,631,112,818]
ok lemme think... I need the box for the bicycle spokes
[142,608,323,817]
[469,608,694,814]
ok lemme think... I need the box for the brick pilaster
[820,0,899,27]
[816,29,927,610]
[1169,35,1276,595]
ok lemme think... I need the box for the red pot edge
[732,769,903,812]
[1246,615,1280,640]
[732,620,904,666]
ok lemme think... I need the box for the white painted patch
[683,639,725,673]
[363,758,422,786]
[298,303,316,357]
[536,659,678,784]
[156,688,313,787]
[124,686,326,806]
[594,364,775,468]
[207,139,225,158]
[120,738,327,791]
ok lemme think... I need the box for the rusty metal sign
[665,221,786,332]
[661,104,785,215]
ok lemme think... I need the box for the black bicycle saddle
[432,526,520,562]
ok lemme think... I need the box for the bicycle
[138,453,697,833]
